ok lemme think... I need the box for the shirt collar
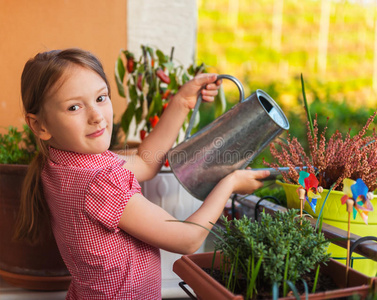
[48,147,125,169]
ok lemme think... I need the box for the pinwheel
[340,178,374,282]
[341,178,374,225]
[297,171,322,219]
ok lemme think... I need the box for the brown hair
[14,48,110,243]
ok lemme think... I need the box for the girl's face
[40,65,113,154]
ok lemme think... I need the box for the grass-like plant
[211,209,330,298]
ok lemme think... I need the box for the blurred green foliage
[0,125,37,164]
[196,0,377,168]
[197,0,377,94]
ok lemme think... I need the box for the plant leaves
[248,254,263,298]
[285,280,301,299]
[134,106,143,125]
[272,282,279,300]
[128,82,139,105]
[146,92,162,119]
[156,49,168,65]
[115,56,126,98]
[168,73,178,90]
[121,102,135,137]
[301,279,309,300]
[301,74,314,140]
[0,126,37,164]
[182,72,190,84]
[164,61,175,72]
[312,265,320,294]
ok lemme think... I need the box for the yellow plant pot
[277,181,377,277]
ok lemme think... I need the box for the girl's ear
[25,113,52,141]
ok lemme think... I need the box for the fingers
[199,73,222,102]
[230,169,271,195]
[249,170,271,180]
[194,73,218,86]
[246,170,269,191]
[252,180,265,191]
[201,88,219,102]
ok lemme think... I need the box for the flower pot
[140,170,205,298]
[0,164,71,290]
[173,252,373,300]
[278,181,377,277]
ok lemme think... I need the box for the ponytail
[14,143,50,244]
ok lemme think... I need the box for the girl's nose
[88,106,104,124]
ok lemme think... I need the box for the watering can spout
[167,74,290,200]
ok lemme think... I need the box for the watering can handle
[184,74,245,140]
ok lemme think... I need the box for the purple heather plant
[264,112,377,191]
[264,76,377,192]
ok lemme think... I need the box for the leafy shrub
[0,125,37,164]
[212,209,330,298]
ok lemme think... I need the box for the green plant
[212,209,330,298]
[114,45,226,143]
[0,125,37,164]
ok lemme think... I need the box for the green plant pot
[277,181,377,277]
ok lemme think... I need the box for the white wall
[127,0,197,67]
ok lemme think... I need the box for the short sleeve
[85,165,141,232]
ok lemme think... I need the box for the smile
[87,128,105,138]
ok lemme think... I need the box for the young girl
[15,48,270,299]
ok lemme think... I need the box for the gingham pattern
[42,148,161,299]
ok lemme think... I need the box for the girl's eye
[68,105,80,111]
[97,95,107,103]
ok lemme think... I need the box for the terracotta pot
[0,164,71,290]
[278,181,377,277]
[173,252,373,300]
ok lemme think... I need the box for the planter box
[173,252,374,300]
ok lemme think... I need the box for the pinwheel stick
[298,188,306,225]
[345,199,354,285]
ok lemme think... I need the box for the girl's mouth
[87,128,105,138]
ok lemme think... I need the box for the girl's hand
[226,169,270,195]
[176,73,222,110]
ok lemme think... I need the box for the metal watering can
[167,74,290,200]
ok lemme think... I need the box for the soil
[203,267,342,299]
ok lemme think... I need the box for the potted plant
[114,44,225,146]
[263,76,377,276]
[0,126,71,290]
[173,209,374,299]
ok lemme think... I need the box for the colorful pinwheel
[341,178,374,282]
[341,178,374,225]
[297,171,322,213]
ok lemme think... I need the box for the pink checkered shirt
[42,147,161,299]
